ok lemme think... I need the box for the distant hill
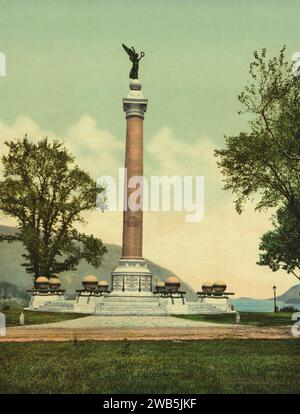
[0,280,30,308]
[277,283,300,304]
[0,225,197,301]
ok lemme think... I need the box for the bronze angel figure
[122,44,145,79]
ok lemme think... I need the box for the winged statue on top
[122,44,145,79]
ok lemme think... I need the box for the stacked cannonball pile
[82,275,109,292]
[201,280,227,295]
[33,274,62,291]
[155,277,181,294]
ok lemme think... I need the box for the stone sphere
[98,280,109,292]
[130,79,142,90]
[155,281,166,293]
[166,277,179,284]
[49,276,61,289]
[165,276,180,293]
[83,275,98,283]
[98,280,108,286]
[82,274,98,290]
[35,276,49,283]
[213,280,227,293]
[34,276,49,290]
[202,282,213,293]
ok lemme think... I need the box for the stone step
[44,302,73,307]
[98,310,167,316]
[101,301,162,306]
[186,303,223,314]
[101,307,164,312]
[102,301,162,306]
[98,298,166,315]
[187,303,209,308]
[104,296,159,303]
[33,306,75,313]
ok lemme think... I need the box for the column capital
[123,78,148,119]
[123,98,148,119]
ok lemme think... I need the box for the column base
[111,258,153,293]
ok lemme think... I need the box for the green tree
[215,47,300,280]
[215,46,300,218]
[0,137,107,278]
[258,204,300,281]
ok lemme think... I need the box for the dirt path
[0,325,293,342]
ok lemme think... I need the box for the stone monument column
[122,79,147,258]
[111,79,153,294]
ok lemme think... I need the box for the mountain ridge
[0,225,198,301]
[276,283,300,304]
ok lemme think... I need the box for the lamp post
[273,285,277,313]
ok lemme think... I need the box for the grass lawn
[0,340,299,393]
[2,308,88,327]
[175,312,295,326]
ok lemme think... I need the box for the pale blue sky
[1,0,299,141]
